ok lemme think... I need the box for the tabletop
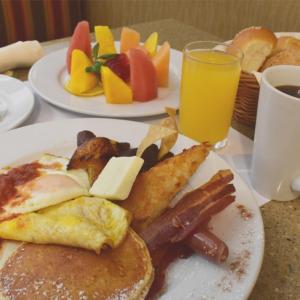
[6,18,300,300]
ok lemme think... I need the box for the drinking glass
[179,41,242,149]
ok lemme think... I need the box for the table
[9,19,300,300]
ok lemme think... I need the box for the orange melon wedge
[152,42,170,87]
[120,27,140,53]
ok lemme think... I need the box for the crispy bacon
[140,170,235,252]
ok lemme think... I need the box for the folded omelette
[0,196,131,253]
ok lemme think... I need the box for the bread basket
[233,71,260,127]
[233,32,300,127]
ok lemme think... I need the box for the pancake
[0,230,153,300]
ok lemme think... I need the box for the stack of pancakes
[0,230,153,299]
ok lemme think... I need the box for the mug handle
[291,176,300,192]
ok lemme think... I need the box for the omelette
[0,196,131,253]
[0,154,90,221]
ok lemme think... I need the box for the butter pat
[90,156,144,200]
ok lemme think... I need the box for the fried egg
[0,154,90,221]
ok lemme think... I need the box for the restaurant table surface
[7,19,300,300]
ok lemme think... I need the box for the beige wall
[83,0,300,40]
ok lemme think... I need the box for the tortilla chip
[158,109,178,159]
[136,107,178,158]
[136,125,176,157]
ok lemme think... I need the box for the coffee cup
[251,65,300,201]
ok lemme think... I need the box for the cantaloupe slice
[120,27,140,53]
[101,66,133,104]
[95,25,116,56]
[66,21,92,74]
[152,42,170,87]
[144,32,158,57]
[65,49,100,96]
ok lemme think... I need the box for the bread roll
[260,50,300,71]
[231,26,277,73]
[273,36,294,53]
[260,37,300,71]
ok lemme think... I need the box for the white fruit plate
[29,42,182,118]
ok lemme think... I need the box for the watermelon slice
[66,21,92,74]
[120,27,140,53]
[152,42,170,87]
[128,48,157,102]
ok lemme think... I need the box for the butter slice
[90,156,144,200]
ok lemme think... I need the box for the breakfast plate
[0,75,34,132]
[29,42,182,118]
[0,118,264,300]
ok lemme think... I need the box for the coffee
[276,85,300,98]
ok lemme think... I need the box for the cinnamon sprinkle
[229,250,251,280]
[217,275,233,292]
[236,204,253,220]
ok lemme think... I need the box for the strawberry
[105,53,130,83]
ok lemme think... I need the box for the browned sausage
[185,228,229,263]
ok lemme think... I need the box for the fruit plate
[0,118,264,300]
[29,42,182,118]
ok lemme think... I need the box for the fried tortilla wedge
[121,144,210,231]
[67,137,117,184]
[68,136,131,184]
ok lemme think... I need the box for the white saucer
[0,75,34,132]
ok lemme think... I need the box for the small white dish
[0,95,8,120]
[0,75,34,132]
[28,42,182,118]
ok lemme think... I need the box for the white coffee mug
[251,65,300,201]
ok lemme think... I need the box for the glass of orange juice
[179,41,242,149]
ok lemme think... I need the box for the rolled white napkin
[0,41,44,72]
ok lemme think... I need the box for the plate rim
[0,117,265,299]
[28,44,182,118]
[0,75,34,132]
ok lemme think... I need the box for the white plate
[0,118,264,300]
[276,31,300,39]
[28,42,182,118]
[0,75,34,132]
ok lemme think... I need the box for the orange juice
[180,48,241,146]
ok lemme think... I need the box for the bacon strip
[140,170,235,252]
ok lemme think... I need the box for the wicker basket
[233,71,260,127]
